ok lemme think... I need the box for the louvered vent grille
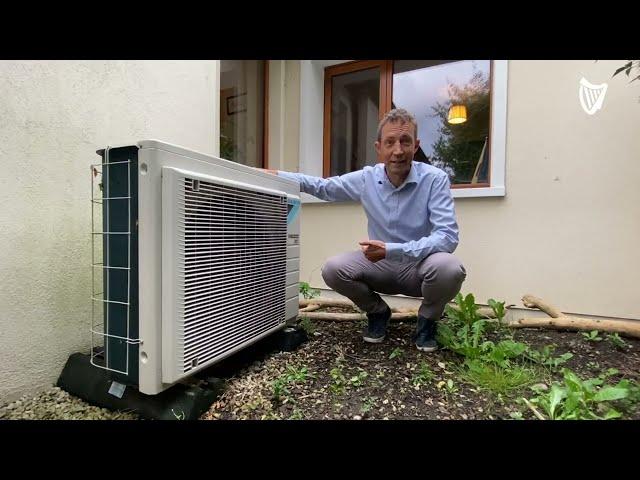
[176,176,287,374]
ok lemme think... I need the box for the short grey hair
[376,108,418,141]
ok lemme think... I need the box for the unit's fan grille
[176,177,287,373]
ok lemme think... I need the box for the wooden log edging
[297,295,640,339]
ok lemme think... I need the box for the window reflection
[393,60,491,185]
[219,60,266,168]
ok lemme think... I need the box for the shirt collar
[404,162,419,185]
[377,162,419,189]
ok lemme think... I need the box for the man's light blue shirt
[277,162,459,263]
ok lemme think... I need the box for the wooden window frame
[323,60,392,177]
[322,60,493,188]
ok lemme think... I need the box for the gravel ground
[0,386,139,420]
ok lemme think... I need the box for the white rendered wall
[0,60,219,402]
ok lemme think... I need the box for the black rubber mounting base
[57,325,308,420]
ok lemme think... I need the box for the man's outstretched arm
[272,170,364,202]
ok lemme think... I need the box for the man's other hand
[256,168,278,175]
[359,240,386,262]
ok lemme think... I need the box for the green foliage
[330,366,369,394]
[299,282,320,300]
[586,360,600,371]
[440,294,573,372]
[389,347,404,360]
[437,293,491,358]
[611,60,640,102]
[487,298,506,321]
[612,60,640,82]
[329,367,347,395]
[298,317,316,336]
[581,330,603,342]
[525,345,573,370]
[412,361,435,387]
[461,359,538,396]
[617,379,640,412]
[483,339,529,368]
[271,377,290,404]
[349,368,369,388]
[361,396,377,415]
[289,409,304,420]
[437,378,458,398]
[219,132,239,161]
[606,333,628,350]
[527,368,631,420]
[438,294,528,366]
[437,293,586,396]
[271,364,313,403]
[284,365,313,383]
[509,411,524,420]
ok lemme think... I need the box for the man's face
[374,120,420,179]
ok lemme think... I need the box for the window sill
[451,186,505,198]
[301,193,329,204]
[300,186,505,204]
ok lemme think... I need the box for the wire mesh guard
[90,147,140,376]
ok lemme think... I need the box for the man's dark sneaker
[415,316,438,352]
[363,305,391,343]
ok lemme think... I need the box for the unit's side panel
[137,149,164,395]
[161,168,181,383]
[285,196,301,322]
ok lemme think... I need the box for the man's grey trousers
[321,251,466,320]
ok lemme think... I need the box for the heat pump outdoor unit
[91,140,301,395]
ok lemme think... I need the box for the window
[323,60,497,189]
[393,60,491,187]
[219,60,268,168]
[323,61,392,177]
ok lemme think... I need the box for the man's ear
[374,141,381,155]
[414,139,420,153]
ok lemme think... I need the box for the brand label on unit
[288,233,300,245]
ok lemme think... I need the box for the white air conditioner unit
[91,140,300,395]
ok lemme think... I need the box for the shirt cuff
[385,243,404,262]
